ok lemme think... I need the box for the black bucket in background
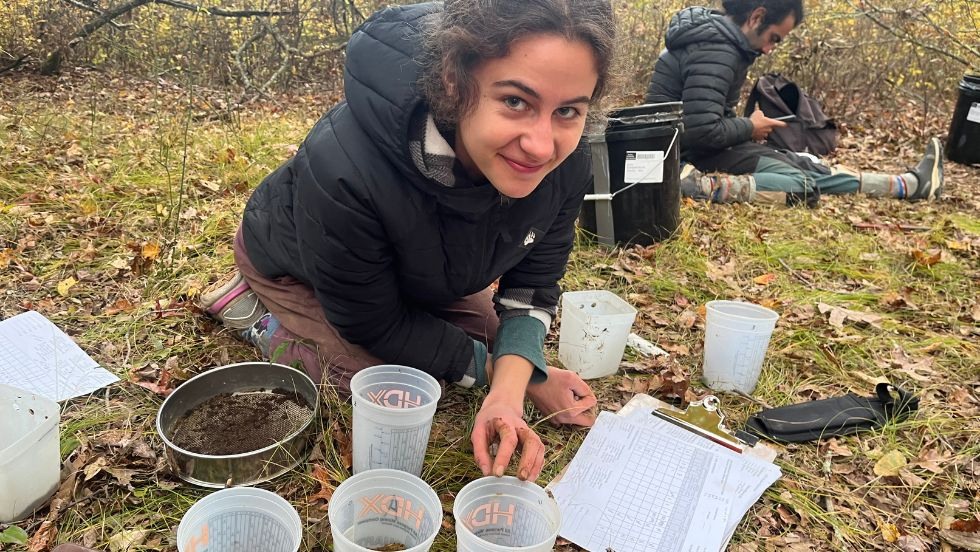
[945,74,980,166]
[580,102,683,247]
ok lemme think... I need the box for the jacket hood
[343,2,502,216]
[665,6,759,61]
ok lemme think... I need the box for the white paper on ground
[0,311,118,401]
[549,397,781,552]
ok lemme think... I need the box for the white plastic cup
[0,384,60,523]
[176,487,302,552]
[328,468,441,552]
[453,476,561,552]
[350,365,441,475]
[557,290,638,379]
[702,300,780,394]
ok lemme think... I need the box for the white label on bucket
[623,151,665,184]
[968,102,980,123]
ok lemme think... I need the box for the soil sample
[371,545,407,551]
[170,389,313,455]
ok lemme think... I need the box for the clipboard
[547,394,782,551]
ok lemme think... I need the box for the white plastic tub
[558,291,638,379]
[0,384,61,522]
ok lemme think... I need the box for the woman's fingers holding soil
[516,426,545,481]
[490,416,519,477]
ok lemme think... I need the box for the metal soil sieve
[156,362,319,488]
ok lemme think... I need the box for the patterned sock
[859,172,919,198]
[240,312,281,358]
[707,174,755,203]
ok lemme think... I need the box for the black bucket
[945,74,980,166]
[579,102,683,247]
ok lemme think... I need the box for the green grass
[1,71,978,551]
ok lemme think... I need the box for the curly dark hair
[418,0,618,131]
[721,0,805,28]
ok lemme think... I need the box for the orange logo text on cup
[466,501,516,529]
[368,388,423,408]
[360,494,425,530]
[184,523,209,552]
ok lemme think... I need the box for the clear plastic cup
[702,301,780,394]
[176,487,302,552]
[453,476,561,552]
[557,290,638,380]
[350,365,441,475]
[328,468,442,552]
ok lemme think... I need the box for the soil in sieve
[169,389,313,455]
[371,545,407,551]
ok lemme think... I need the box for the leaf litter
[0,70,977,552]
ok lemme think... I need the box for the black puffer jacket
[645,6,760,160]
[240,3,590,383]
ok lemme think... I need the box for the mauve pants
[232,228,498,393]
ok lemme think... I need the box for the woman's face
[454,34,599,199]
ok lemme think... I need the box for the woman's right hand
[749,108,787,142]
[471,392,545,482]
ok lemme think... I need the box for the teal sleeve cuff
[493,315,549,384]
[473,340,488,387]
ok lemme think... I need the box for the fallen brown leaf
[910,248,942,267]
[308,463,337,508]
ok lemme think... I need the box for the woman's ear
[442,67,457,99]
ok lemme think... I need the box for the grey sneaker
[200,271,269,330]
[909,137,943,201]
[679,163,708,200]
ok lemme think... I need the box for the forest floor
[0,70,978,551]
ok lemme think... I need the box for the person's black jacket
[240,3,591,383]
[645,6,760,160]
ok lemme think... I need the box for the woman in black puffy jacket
[202,0,619,482]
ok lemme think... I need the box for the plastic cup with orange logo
[328,468,442,552]
[350,364,442,476]
[454,476,561,551]
[176,487,301,552]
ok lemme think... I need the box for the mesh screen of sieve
[169,389,314,456]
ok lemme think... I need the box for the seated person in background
[645,0,943,206]
[201,0,618,482]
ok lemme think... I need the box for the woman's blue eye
[504,97,526,110]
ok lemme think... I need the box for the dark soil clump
[170,389,313,455]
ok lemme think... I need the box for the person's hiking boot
[200,271,268,330]
[909,137,943,201]
[679,163,709,200]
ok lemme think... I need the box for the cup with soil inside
[156,362,319,487]
[328,468,442,552]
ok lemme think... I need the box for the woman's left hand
[525,367,597,426]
